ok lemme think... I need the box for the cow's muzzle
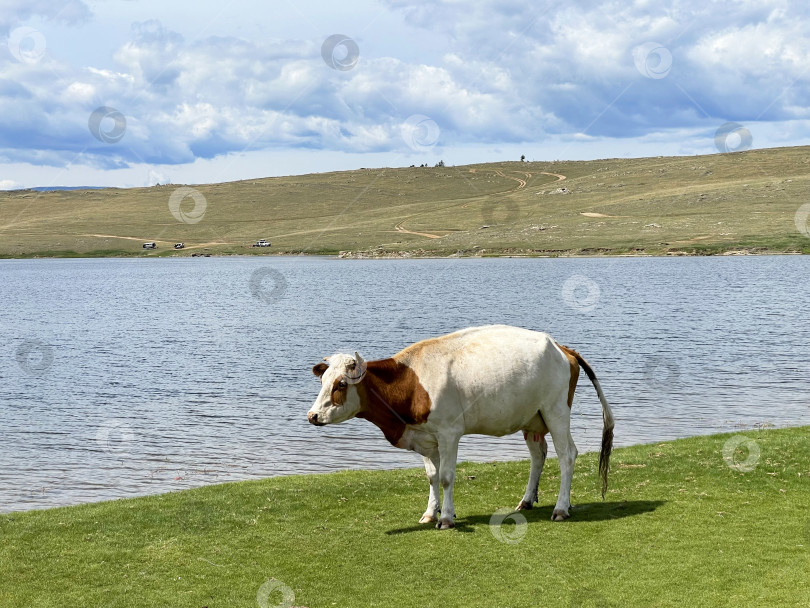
[308,411,325,426]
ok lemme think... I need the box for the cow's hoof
[419,513,437,524]
[436,518,455,530]
[516,500,533,511]
[551,509,570,522]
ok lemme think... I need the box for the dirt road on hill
[493,170,528,189]
[394,221,445,239]
[397,169,568,237]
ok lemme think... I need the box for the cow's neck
[355,358,432,447]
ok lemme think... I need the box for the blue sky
[1,0,809,188]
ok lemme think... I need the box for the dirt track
[396,169,568,238]
[394,221,444,239]
[493,170,529,189]
[80,234,227,250]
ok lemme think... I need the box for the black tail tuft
[599,424,613,499]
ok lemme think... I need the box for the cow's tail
[568,348,615,499]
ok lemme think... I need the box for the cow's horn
[346,352,367,384]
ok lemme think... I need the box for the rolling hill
[2,146,809,258]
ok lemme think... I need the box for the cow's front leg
[419,450,441,524]
[436,436,460,529]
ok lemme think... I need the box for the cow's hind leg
[516,431,547,511]
[419,450,441,524]
[545,405,578,521]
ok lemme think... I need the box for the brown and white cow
[307,325,614,529]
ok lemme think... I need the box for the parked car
[143,242,157,249]
[174,243,185,249]
[252,239,271,247]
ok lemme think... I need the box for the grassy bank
[2,146,810,258]
[1,427,809,607]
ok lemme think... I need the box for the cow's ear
[313,362,329,377]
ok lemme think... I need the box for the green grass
[2,427,809,607]
[2,146,810,258]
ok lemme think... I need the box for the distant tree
[435,160,445,167]
[520,154,526,162]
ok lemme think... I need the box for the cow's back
[394,325,570,436]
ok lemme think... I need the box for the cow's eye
[338,380,348,389]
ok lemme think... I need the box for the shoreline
[1,247,807,261]
[1,419,795,515]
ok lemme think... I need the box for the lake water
[1,255,809,512]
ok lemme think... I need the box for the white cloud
[0,0,92,33]
[61,81,95,103]
[383,0,810,133]
[1,0,809,183]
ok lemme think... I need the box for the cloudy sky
[1,0,808,188]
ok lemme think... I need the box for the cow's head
[307,352,367,426]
